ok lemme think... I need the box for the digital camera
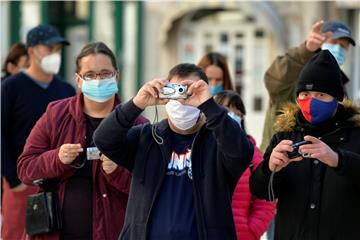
[159,83,187,99]
[287,140,312,159]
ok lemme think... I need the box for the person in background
[260,20,356,153]
[198,52,234,95]
[214,90,275,240]
[1,24,75,240]
[250,50,360,240]
[17,42,148,240]
[259,21,356,239]
[93,63,254,239]
[1,42,29,80]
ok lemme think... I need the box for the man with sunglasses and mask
[94,63,254,240]
[1,24,75,239]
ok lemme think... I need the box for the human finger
[63,143,82,149]
[309,32,326,42]
[303,135,319,143]
[311,20,324,33]
[150,80,165,95]
[274,140,293,153]
[143,84,158,98]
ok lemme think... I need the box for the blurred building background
[1,1,359,144]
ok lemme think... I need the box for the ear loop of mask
[151,99,164,145]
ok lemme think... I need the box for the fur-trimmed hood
[274,98,360,133]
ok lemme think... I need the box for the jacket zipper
[190,128,207,240]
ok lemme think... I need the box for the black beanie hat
[296,50,344,101]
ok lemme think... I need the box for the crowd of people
[1,19,359,240]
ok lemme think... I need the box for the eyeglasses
[78,70,116,81]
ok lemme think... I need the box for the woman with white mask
[17,42,148,240]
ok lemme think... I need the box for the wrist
[133,96,146,109]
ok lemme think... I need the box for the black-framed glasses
[78,70,116,81]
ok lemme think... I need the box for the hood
[274,98,360,133]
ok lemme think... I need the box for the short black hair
[167,63,208,83]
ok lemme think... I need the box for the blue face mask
[298,97,338,124]
[321,43,346,65]
[81,77,118,103]
[210,84,224,96]
[227,111,242,128]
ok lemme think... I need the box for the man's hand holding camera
[133,78,211,109]
[180,79,211,107]
[133,79,170,109]
[269,140,303,172]
[269,135,339,172]
[299,135,339,168]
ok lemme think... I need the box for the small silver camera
[159,83,187,99]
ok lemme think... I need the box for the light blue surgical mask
[227,111,242,128]
[210,84,224,96]
[321,43,346,65]
[81,77,118,103]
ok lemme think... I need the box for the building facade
[1,1,359,143]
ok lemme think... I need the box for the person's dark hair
[197,52,234,90]
[75,42,117,73]
[167,63,208,83]
[214,90,246,130]
[2,42,28,78]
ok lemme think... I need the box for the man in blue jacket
[94,63,254,240]
[1,24,75,239]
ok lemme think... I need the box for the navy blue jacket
[1,72,75,187]
[94,98,254,240]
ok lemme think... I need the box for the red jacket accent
[232,136,276,240]
[17,93,148,240]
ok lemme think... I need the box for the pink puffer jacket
[232,135,276,240]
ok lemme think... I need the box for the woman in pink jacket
[17,42,148,240]
[215,90,276,240]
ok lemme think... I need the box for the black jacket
[94,98,254,240]
[250,100,360,240]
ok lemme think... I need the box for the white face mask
[35,51,61,74]
[165,100,200,131]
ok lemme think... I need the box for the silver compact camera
[159,83,187,99]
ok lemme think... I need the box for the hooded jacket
[260,42,350,153]
[250,99,360,240]
[94,98,254,240]
[17,93,148,240]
